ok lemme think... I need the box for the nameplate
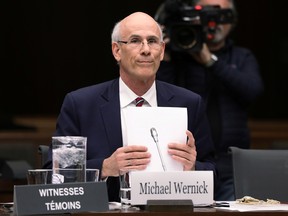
[13,182,109,215]
[130,171,213,206]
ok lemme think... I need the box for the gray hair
[111,20,121,43]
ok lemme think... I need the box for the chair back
[230,147,288,201]
[38,145,49,167]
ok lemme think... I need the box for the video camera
[155,0,236,52]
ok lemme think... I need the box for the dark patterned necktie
[135,97,144,107]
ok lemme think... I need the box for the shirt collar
[119,77,157,108]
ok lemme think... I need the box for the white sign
[130,171,214,206]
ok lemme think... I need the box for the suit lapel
[100,79,123,153]
[156,80,175,107]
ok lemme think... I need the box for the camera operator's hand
[163,49,171,62]
[188,43,213,66]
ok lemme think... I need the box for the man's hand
[101,145,151,178]
[188,43,213,66]
[167,130,196,171]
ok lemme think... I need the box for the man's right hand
[101,145,151,178]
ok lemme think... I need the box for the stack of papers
[214,201,288,212]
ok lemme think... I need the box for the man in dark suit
[44,11,216,202]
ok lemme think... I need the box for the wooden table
[1,207,288,216]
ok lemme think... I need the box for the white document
[123,107,187,171]
[215,201,288,212]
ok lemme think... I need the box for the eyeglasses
[117,38,163,50]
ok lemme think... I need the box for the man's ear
[112,42,121,62]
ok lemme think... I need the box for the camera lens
[173,26,198,49]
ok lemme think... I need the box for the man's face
[112,13,165,83]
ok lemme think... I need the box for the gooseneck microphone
[150,127,166,171]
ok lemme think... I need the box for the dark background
[1,0,287,119]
